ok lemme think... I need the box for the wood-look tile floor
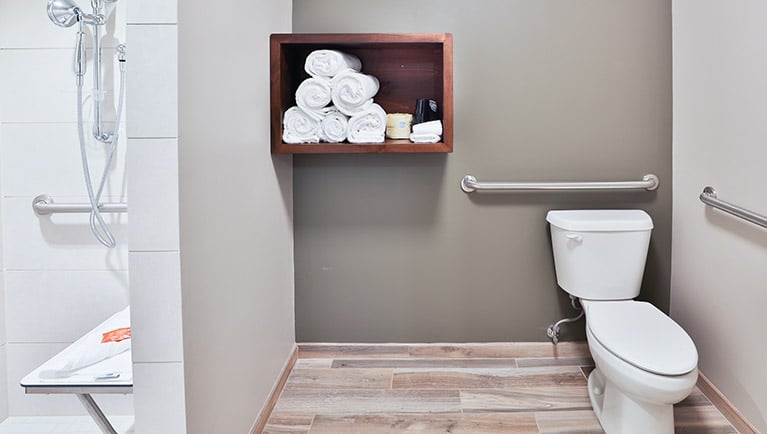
[263,343,738,433]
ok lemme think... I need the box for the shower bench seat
[20,309,133,434]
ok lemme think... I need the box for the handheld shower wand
[47,0,126,248]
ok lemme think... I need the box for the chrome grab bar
[460,174,659,193]
[32,194,127,216]
[699,186,767,229]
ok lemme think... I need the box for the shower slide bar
[460,173,659,193]
[32,194,127,216]
[699,186,767,229]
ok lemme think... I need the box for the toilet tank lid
[546,210,653,232]
[587,301,698,376]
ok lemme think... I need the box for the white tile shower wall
[132,362,186,434]
[128,252,182,363]
[125,25,178,139]
[127,139,179,251]
[0,1,126,49]
[127,0,177,24]
[4,271,128,343]
[126,1,186,430]
[1,124,127,198]
[0,0,132,418]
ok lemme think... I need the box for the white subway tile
[127,0,177,24]
[1,123,127,198]
[126,25,178,138]
[0,345,7,421]
[4,271,129,344]
[0,271,5,346]
[127,139,179,251]
[0,48,126,123]
[1,197,128,270]
[6,343,134,416]
[0,0,126,49]
[128,251,183,362]
[133,362,186,434]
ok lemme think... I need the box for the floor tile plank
[298,344,410,359]
[309,413,540,434]
[273,389,462,415]
[535,409,604,434]
[263,414,314,434]
[332,358,518,369]
[392,366,586,390]
[461,386,592,413]
[517,356,594,368]
[674,406,738,433]
[407,342,590,359]
[286,368,393,389]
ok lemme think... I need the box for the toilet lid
[587,301,698,376]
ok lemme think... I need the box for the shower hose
[76,44,126,248]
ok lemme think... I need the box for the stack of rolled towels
[282,50,387,144]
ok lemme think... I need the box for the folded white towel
[319,108,349,143]
[331,70,380,117]
[305,50,362,78]
[283,106,321,144]
[295,77,333,120]
[412,120,443,136]
[348,103,387,144]
[409,132,441,144]
[39,307,131,379]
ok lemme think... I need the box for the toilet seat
[586,301,698,376]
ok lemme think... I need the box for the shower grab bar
[32,194,127,216]
[460,173,659,193]
[699,186,767,229]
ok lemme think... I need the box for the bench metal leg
[76,393,118,434]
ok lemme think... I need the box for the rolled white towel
[295,77,333,120]
[305,50,362,78]
[283,106,321,144]
[412,120,443,136]
[331,70,380,117]
[348,103,387,144]
[319,108,349,143]
[409,132,441,144]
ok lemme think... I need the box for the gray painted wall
[178,1,295,432]
[293,0,672,342]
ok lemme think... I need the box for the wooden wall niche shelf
[270,33,453,154]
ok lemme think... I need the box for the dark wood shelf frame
[270,33,453,154]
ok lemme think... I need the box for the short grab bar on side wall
[460,174,659,193]
[32,195,128,216]
[699,186,767,229]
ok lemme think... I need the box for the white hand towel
[39,307,131,379]
[348,103,387,144]
[409,132,441,144]
[412,120,443,136]
[331,70,380,117]
[319,108,349,143]
[305,50,362,78]
[295,77,333,120]
[283,106,321,144]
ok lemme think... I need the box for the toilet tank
[546,210,653,300]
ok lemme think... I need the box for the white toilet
[546,209,698,434]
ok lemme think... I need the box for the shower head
[47,0,81,27]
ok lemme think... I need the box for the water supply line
[546,295,584,344]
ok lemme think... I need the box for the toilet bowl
[583,300,698,434]
[546,210,699,433]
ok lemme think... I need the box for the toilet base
[588,368,674,434]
